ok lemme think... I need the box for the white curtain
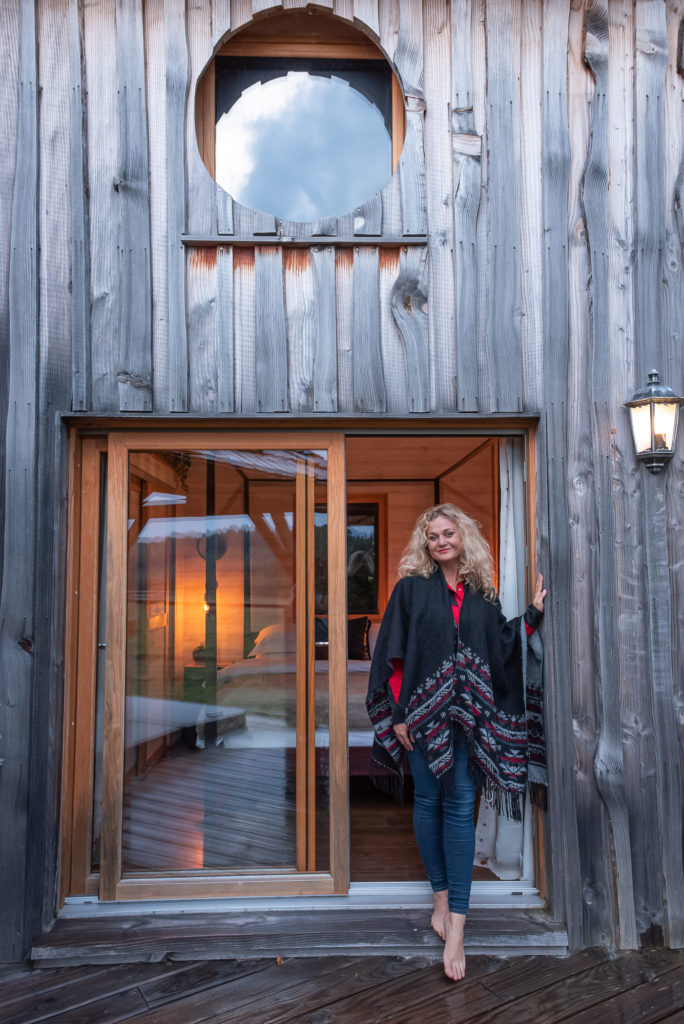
[473,438,531,880]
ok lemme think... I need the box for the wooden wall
[0,0,682,959]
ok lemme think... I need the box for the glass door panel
[101,445,334,885]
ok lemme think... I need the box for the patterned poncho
[365,570,546,821]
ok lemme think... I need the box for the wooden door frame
[61,419,541,905]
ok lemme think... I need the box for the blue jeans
[407,739,478,914]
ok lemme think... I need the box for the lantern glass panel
[653,402,678,451]
[629,403,653,454]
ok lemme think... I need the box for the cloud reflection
[215,72,392,222]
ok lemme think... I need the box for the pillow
[248,623,296,657]
[347,616,371,660]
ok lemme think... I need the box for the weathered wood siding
[0,0,683,959]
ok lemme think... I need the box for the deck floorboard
[5,949,684,1023]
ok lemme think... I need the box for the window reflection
[215,58,393,222]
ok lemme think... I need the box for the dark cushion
[313,616,371,660]
[347,616,371,660]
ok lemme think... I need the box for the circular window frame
[195,9,406,227]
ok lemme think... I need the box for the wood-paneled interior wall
[0,0,683,958]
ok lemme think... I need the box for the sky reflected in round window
[215,72,392,222]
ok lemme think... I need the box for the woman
[366,503,547,981]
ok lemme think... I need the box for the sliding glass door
[73,432,347,900]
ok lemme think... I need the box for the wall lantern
[625,370,683,473]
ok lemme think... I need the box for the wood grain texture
[582,0,638,950]
[217,245,235,411]
[284,248,316,412]
[311,245,339,411]
[395,1,426,237]
[424,0,454,411]
[255,246,289,412]
[84,0,120,411]
[390,245,429,412]
[567,0,619,953]
[451,0,480,412]
[146,0,169,413]
[186,1,215,237]
[116,0,153,411]
[166,0,190,412]
[213,0,231,45]
[69,0,91,411]
[484,0,523,412]
[0,0,37,962]
[540,0,583,948]
[233,247,257,412]
[30,0,72,946]
[335,247,355,411]
[352,245,385,411]
[353,0,379,38]
[519,0,543,412]
[635,0,684,948]
[353,192,382,235]
[605,0,658,950]
[187,247,219,413]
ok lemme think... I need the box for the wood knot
[18,636,33,654]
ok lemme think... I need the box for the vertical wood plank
[187,1,216,236]
[352,245,385,411]
[353,0,379,38]
[84,0,120,412]
[424,0,454,411]
[69,0,91,411]
[519,0,544,412]
[146,0,169,413]
[395,0,426,236]
[0,0,37,961]
[451,0,481,412]
[217,245,235,412]
[213,0,232,46]
[582,0,638,950]
[635,0,684,948]
[540,0,584,948]
[484,0,523,411]
[116,0,153,411]
[285,248,316,413]
[605,0,655,949]
[353,192,382,235]
[233,247,257,412]
[166,0,190,411]
[390,245,429,412]
[255,246,289,412]
[31,0,73,941]
[378,247,405,412]
[311,246,338,411]
[187,247,219,413]
[663,4,684,841]
[217,187,235,235]
[335,247,355,412]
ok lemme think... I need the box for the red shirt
[388,581,534,703]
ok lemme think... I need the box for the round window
[197,13,405,224]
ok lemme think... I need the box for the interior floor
[117,744,496,882]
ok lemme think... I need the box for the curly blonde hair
[398,503,496,599]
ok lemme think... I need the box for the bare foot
[443,912,466,981]
[430,890,449,940]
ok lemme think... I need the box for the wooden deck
[4,948,684,1023]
